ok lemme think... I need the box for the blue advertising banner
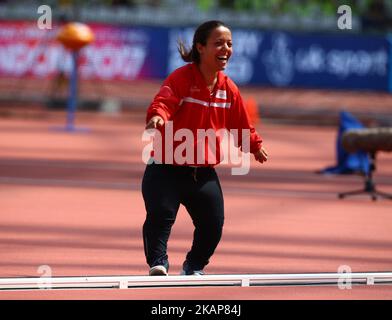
[73,23,169,80]
[166,27,390,91]
[389,34,392,92]
[0,21,169,81]
[0,21,390,91]
[252,32,389,91]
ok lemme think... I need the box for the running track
[0,111,391,299]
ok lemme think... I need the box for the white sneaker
[149,265,168,276]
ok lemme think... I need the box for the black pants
[142,162,224,271]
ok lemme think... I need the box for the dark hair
[178,20,229,64]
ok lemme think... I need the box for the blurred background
[1,1,392,295]
[0,0,391,125]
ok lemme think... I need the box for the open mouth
[217,56,228,62]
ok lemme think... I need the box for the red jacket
[146,63,263,166]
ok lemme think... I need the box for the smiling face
[196,26,233,73]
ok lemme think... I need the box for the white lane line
[0,176,354,200]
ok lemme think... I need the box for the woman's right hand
[146,115,164,129]
[254,146,268,164]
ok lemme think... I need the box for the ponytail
[177,40,194,63]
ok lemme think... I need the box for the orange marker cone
[245,96,259,125]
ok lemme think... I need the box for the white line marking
[0,272,391,291]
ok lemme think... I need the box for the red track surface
[0,111,391,299]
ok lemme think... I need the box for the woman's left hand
[254,147,268,164]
